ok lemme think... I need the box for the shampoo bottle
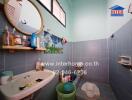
[30,33,37,48]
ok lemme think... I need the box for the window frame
[37,0,52,13]
[37,0,66,27]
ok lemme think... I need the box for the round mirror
[4,0,43,35]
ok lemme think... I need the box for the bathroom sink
[0,69,55,100]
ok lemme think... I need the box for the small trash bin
[56,82,76,100]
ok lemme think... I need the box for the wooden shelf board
[118,61,132,67]
[36,48,46,51]
[2,46,46,51]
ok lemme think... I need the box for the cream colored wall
[71,0,107,42]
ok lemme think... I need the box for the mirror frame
[4,0,44,35]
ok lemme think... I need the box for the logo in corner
[110,5,125,16]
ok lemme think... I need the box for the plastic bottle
[30,33,37,48]
[36,58,41,71]
[9,28,15,46]
[2,25,9,46]
[61,71,65,83]
[37,37,40,48]
[40,61,44,70]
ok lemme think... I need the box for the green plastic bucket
[56,82,76,100]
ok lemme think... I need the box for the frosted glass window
[37,0,66,27]
[38,0,51,11]
[53,0,65,26]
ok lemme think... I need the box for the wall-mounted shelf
[118,56,132,68]
[117,61,132,67]
[1,46,46,51]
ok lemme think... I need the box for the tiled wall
[0,8,71,100]
[109,19,132,100]
[0,10,71,75]
[0,43,71,75]
[0,4,109,99]
[0,3,109,83]
[71,39,109,83]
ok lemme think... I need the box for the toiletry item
[15,35,22,45]
[64,75,71,83]
[0,71,13,85]
[58,73,62,82]
[63,77,67,83]
[61,77,65,83]
[40,61,44,70]
[22,35,30,47]
[2,25,10,45]
[36,58,41,71]
[22,35,27,46]
[9,28,15,46]
[61,71,66,83]
[67,75,71,82]
[37,37,40,48]
[59,71,63,82]
[30,33,37,48]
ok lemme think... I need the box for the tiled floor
[76,79,117,100]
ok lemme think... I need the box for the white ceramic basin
[0,69,55,100]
